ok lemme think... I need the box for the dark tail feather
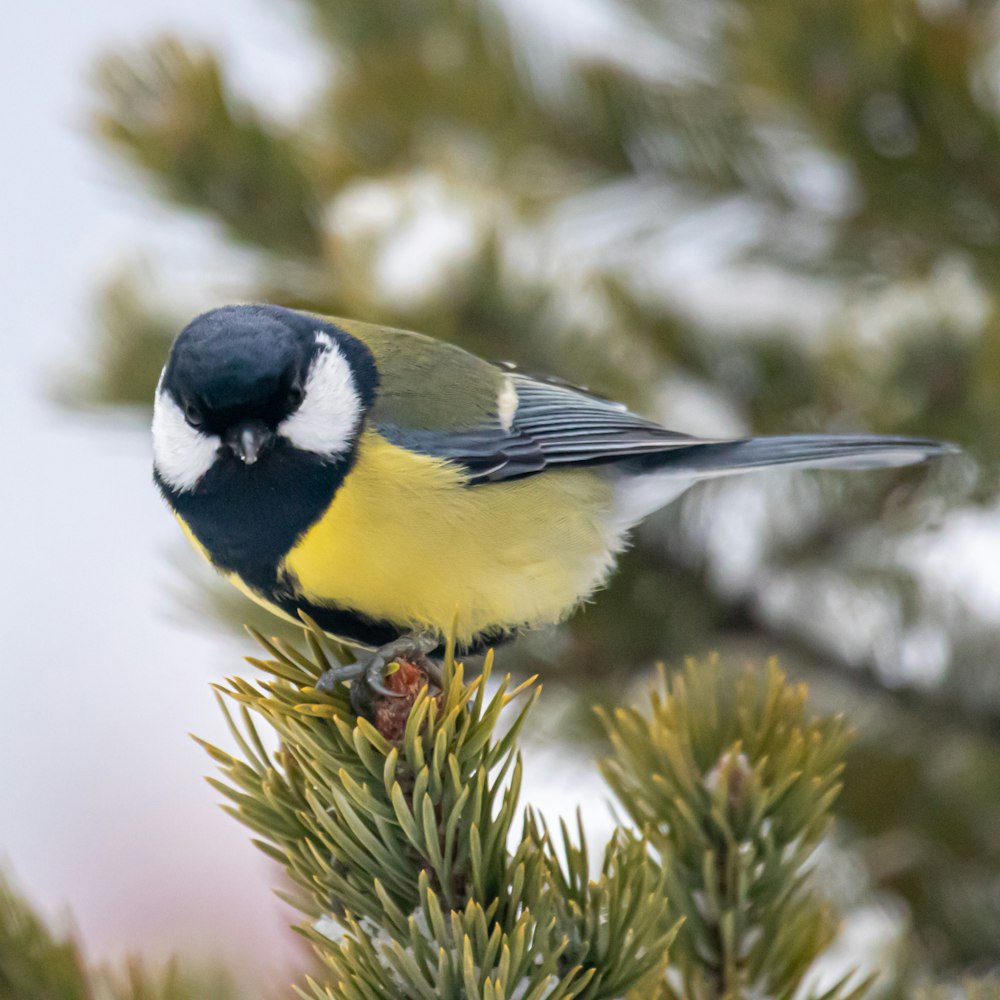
[648,434,958,476]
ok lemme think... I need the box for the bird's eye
[184,402,205,428]
[286,385,304,410]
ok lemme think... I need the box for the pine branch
[205,619,677,999]
[599,657,859,1000]
[201,621,895,998]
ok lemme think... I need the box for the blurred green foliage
[0,872,242,1000]
[84,0,1000,977]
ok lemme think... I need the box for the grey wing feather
[375,370,956,484]
[376,371,710,483]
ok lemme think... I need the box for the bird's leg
[316,632,440,716]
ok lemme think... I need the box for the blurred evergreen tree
[85,0,1000,973]
[0,870,243,1000]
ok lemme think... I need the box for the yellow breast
[281,430,620,646]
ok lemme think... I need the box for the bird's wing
[332,316,706,483]
[377,362,704,483]
[336,318,953,485]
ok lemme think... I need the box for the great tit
[152,303,954,698]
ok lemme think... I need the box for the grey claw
[315,662,363,693]
[320,633,442,717]
[366,657,406,699]
[315,671,338,694]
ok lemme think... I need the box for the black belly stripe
[268,589,512,655]
[258,586,510,657]
[272,592,405,649]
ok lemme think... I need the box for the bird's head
[152,304,378,497]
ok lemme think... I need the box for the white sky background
[0,0,329,981]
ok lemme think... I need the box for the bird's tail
[611,433,956,528]
[647,433,957,476]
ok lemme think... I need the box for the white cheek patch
[278,335,361,457]
[151,386,222,493]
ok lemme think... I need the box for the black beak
[225,420,274,465]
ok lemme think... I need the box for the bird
[152,303,955,705]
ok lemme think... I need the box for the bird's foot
[316,633,440,718]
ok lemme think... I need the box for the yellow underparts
[282,430,620,646]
